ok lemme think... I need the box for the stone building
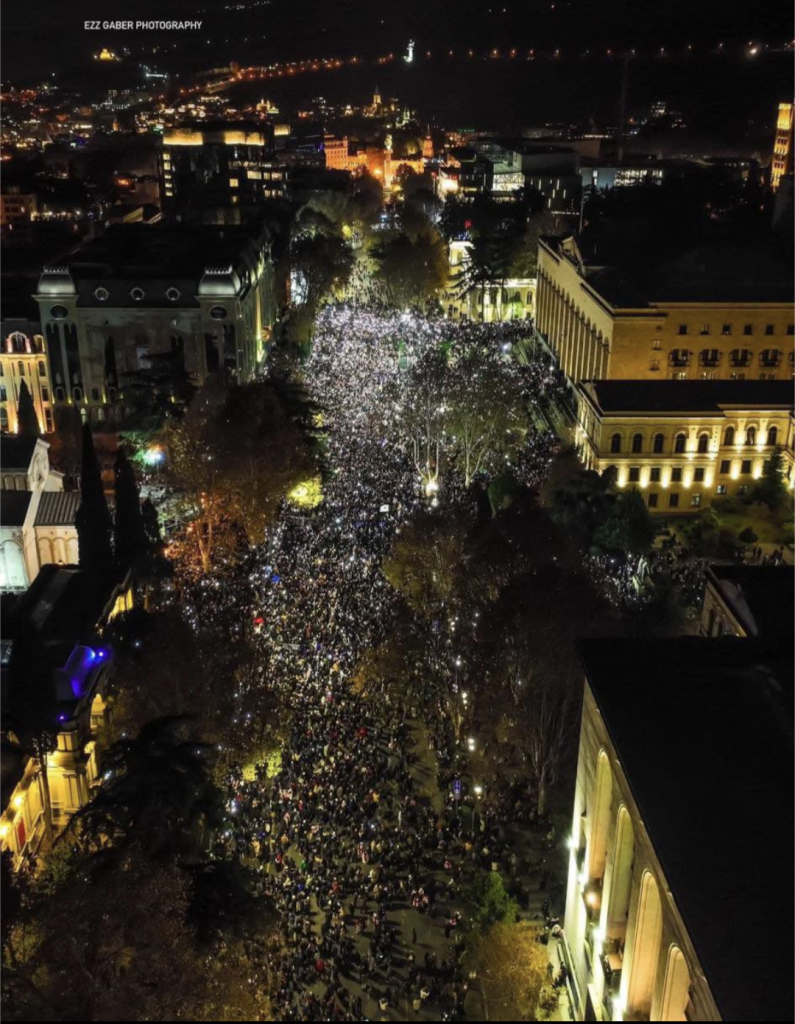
[700,564,794,638]
[0,436,78,590]
[0,564,133,866]
[445,239,536,322]
[0,320,54,435]
[33,223,275,425]
[563,636,792,1022]
[575,379,795,512]
[536,236,795,386]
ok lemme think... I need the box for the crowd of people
[183,306,565,1020]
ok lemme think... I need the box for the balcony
[669,351,690,367]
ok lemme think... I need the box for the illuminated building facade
[0,187,37,240]
[564,636,792,1022]
[537,236,795,385]
[161,122,286,224]
[445,239,536,322]
[34,224,275,425]
[771,102,794,192]
[575,380,795,513]
[323,134,428,190]
[1,321,54,434]
[0,565,133,866]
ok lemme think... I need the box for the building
[0,564,133,866]
[0,186,37,241]
[1,320,54,434]
[33,223,275,424]
[161,122,286,224]
[700,564,794,638]
[0,435,77,591]
[445,239,536,322]
[575,380,795,512]
[771,102,794,192]
[563,636,793,1022]
[537,236,795,385]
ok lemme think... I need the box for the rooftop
[34,490,80,527]
[578,636,793,1023]
[706,564,794,638]
[579,379,795,415]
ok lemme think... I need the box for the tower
[422,128,434,161]
[771,102,794,192]
[373,85,382,109]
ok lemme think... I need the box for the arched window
[674,433,686,454]
[38,361,46,377]
[697,433,709,454]
[746,426,756,446]
[55,386,65,401]
[17,361,25,376]
[632,433,643,453]
[73,386,83,402]
[768,426,778,446]
[724,426,735,445]
[653,433,664,453]
[610,433,622,454]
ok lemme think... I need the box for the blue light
[96,649,107,660]
[70,679,82,698]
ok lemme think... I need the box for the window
[694,468,705,483]
[699,324,711,335]
[49,305,68,320]
[670,349,690,366]
[166,287,181,302]
[0,385,6,401]
[759,372,777,381]
[671,468,683,483]
[741,459,752,474]
[610,433,622,454]
[697,434,709,454]
[38,361,46,377]
[691,493,702,507]
[649,359,660,371]
[743,324,753,335]
[765,324,775,336]
[788,325,794,335]
[73,386,83,401]
[650,468,661,483]
[674,433,686,453]
[724,426,735,445]
[632,433,643,453]
[677,324,689,335]
[210,306,228,321]
[721,324,732,335]
[91,388,100,402]
[730,372,746,381]
[701,371,716,380]
[653,433,664,453]
[648,493,659,508]
[55,386,65,401]
[130,287,145,302]
[760,349,780,367]
[669,493,680,508]
[17,361,25,376]
[745,426,757,446]
[738,484,748,495]
[629,467,640,483]
[720,460,731,474]
[670,371,687,381]
[44,409,53,432]
[41,386,49,401]
[768,426,778,445]
[700,348,720,366]
[652,338,662,350]
[730,349,751,366]
[94,287,109,302]
[717,484,728,495]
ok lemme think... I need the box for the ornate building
[536,236,795,386]
[0,320,54,434]
[575,380,795,512]
[563,636,792,1021]
[0,436,77,591]
[33,223,275,425]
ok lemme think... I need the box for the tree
[75,424,113,571]
[113,446,146,569]
[467,921,549,1021]
[48,405,83,486]
[593,487,656,557]
[75,717,222,863]
[15,380,39,438]
[448,349,525,487]
[372,231,449,307]
[469,871,519,929]
[382,510,470,618]
[751,446,789,510]
[119,348,197,429]
[7,624,58,849]
[289,233,353,311]
[392,347,451,495]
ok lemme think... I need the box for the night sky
[4,0,792,80]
